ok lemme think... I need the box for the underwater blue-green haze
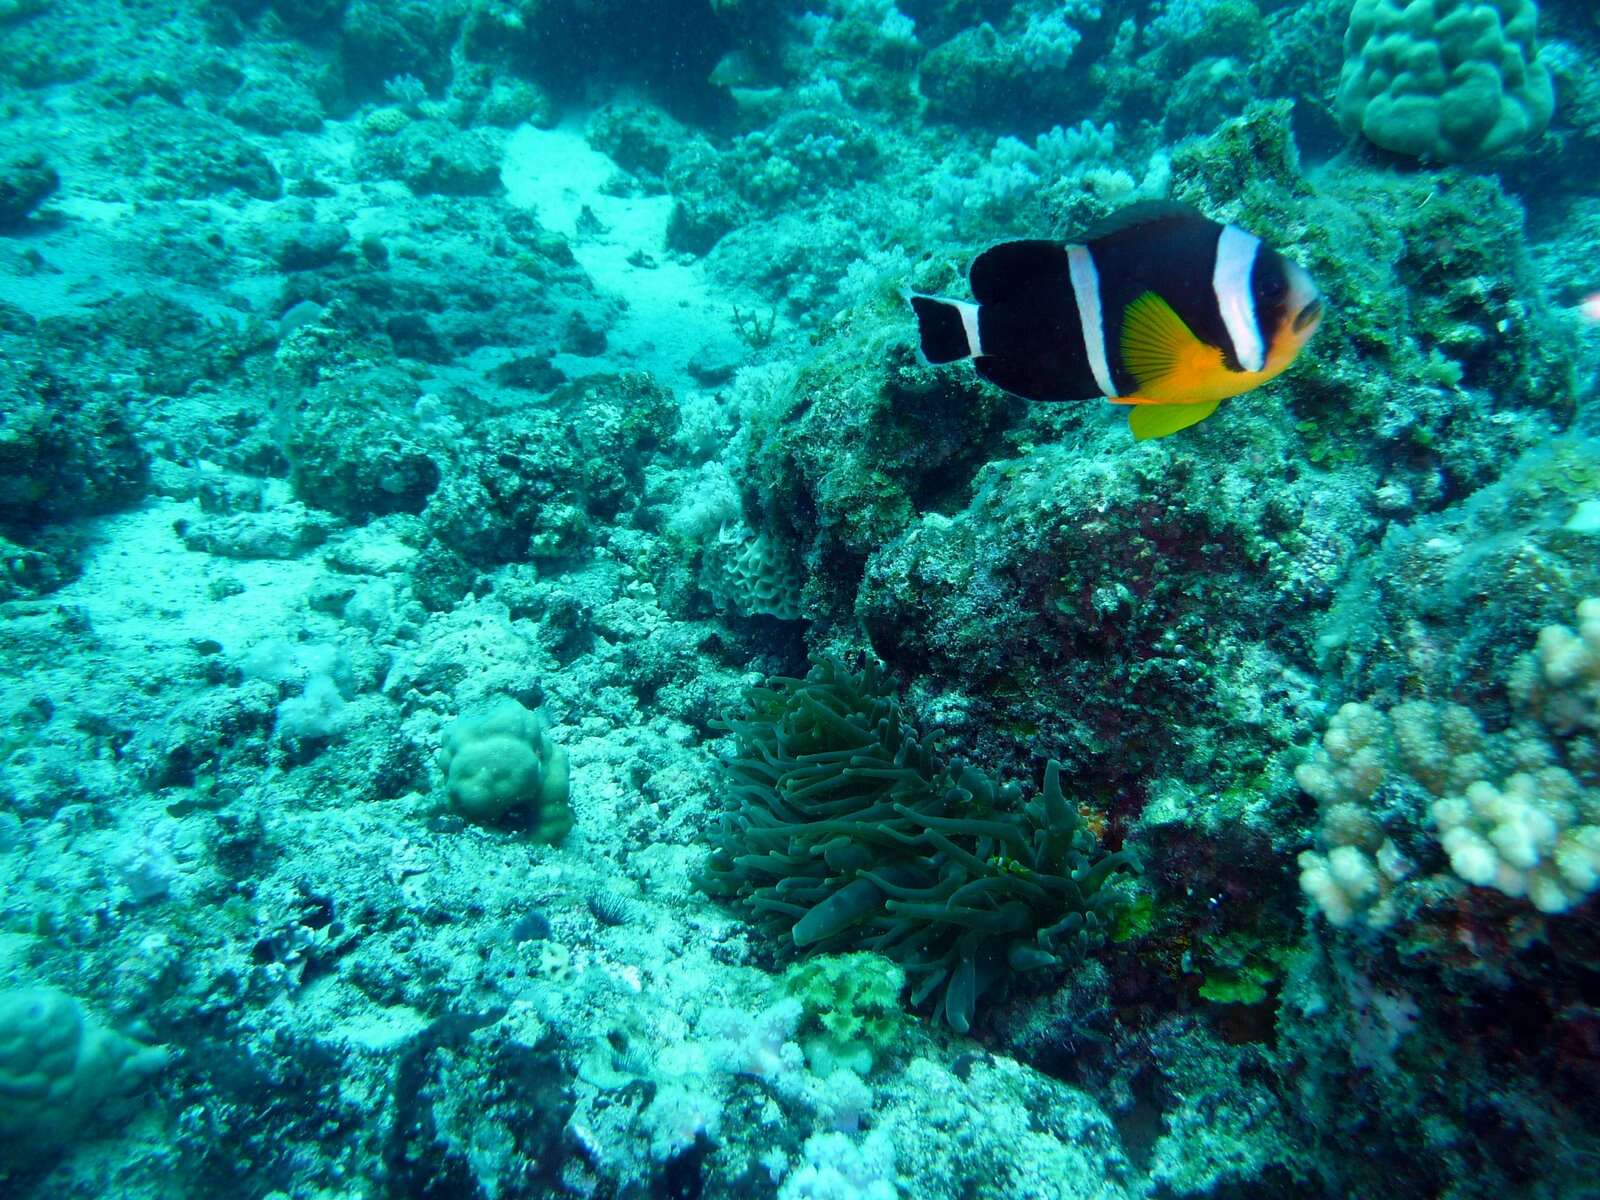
[1,0,1598,1196]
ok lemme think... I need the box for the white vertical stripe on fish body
[1213,224,1264,373]
[1067,244,1116,397]
[956,300,982,357]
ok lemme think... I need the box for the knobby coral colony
[701,658,1135,1032]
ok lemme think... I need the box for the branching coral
[1298,598,1600,925]
[1294,702,1417,928]
[700,658,1134,1032]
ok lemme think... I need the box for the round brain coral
[439,698,572,840]
[0,988,168,1162]
[1337,0,1554,162]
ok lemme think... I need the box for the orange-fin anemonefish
[908,202,1324,440]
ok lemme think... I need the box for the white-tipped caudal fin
[907,293,981,365]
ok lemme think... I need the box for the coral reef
[0,0,1596,1194]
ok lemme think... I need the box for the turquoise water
[1,0,1597,1196]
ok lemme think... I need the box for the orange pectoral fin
[1120,291,1229,403]
[1108,394,1161,406]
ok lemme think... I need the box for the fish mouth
[1293,297,1323,333]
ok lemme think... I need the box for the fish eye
[1293,298,1323,333]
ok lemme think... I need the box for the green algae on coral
[783,952,907,1075]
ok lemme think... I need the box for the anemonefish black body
[908,202,1323,439]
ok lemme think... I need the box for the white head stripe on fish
[1067,245,1116,397]
[1213,224,1264,373]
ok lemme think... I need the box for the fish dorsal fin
[1120,290,1221,397]
[1079,200,1207,243]
[1129,398,1222,440]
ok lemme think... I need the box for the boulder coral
[1337,0,1554,161]
[439,697,572,840]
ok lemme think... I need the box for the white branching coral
[1298,841,1412,929]
[1297,597,1600,925]
[1513,597,1600,736]
[1295,702,1411,927]
[1430,769,1600,914]
[1295,701,1391,807]
[1391,700,1490,797]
